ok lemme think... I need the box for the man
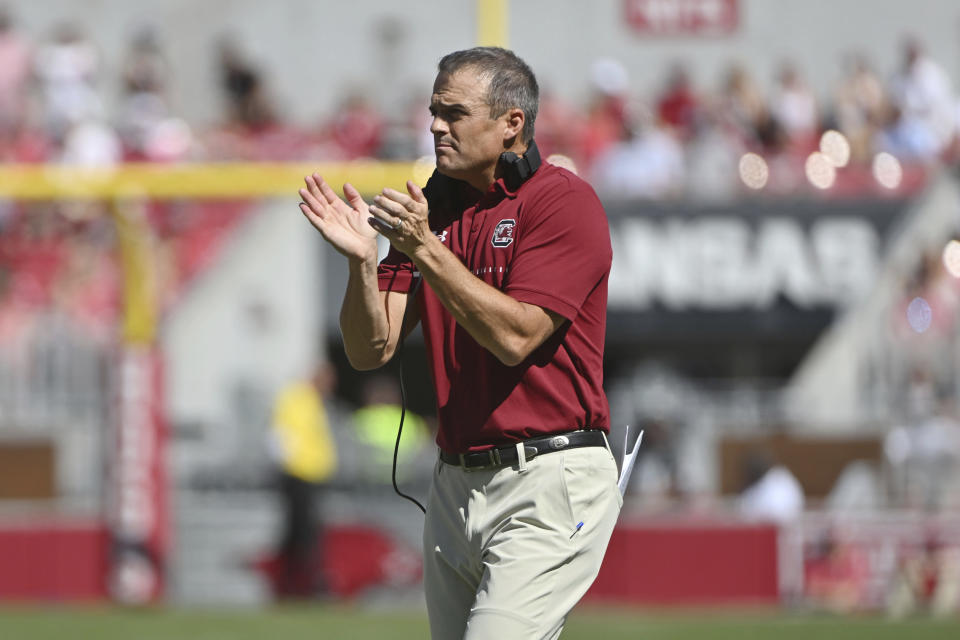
[299,47,619,639]
[268,362,338,597]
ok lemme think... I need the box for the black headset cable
[391,277,426,514]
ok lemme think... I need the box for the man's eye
[430,106,466,121]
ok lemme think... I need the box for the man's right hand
[299,174,379,263]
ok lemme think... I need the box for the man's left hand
[368,180,434,255]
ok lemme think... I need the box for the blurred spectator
[2,202,68,310]
[887,530,960,618]
[535,89,585,161]
[268,362,339,598]
[737,451,804,524]
[382,88,436,160]
[120,27,166,98]
[0,104,49,162]
[885,368,960,511]
[217,36,276,132]
[834,54,887,163]
[579,57,631,167]
[684,103,744,202]
[34,22,102,144]
[656,62,699,141]
[116,26,179,160]
[325,91,384,159]
[351,373,430,485]
[718,63,768,148]
[410,90,437,158]
[825,460,884,512]
[50,216,120,338]
[804,526,871,613]
[59,117,121,166]
[875,101,942,163]
[590,100,684,199]
[892,249,958,341]
[0,6,31,135]
[889,37,955,158]
[769,61,818,151]
[378,89,429,160]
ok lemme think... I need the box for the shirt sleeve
[377,171,451,293]
[377,245,416,293]
[503,175,612,321]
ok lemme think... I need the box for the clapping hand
[299,174,379,263]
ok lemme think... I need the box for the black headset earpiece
[499,140,542,190]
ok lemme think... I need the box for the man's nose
[430,117,447,135]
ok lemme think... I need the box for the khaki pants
[423,444,622,640]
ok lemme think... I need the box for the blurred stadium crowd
[0,10,956,182]
[0,7,958,337]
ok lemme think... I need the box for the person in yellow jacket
[269,362,338,598]
[352,374,430,484]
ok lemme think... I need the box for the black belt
[439,429,607,470]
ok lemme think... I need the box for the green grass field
[2,605,959,639]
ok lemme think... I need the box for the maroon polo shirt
[377,162,611,453]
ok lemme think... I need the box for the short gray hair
[437,47,539,144]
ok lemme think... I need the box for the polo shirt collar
[441,164,537,206]
[490,175,521,199]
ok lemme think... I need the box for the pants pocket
[560,447,620,527]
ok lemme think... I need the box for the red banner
[587,521,780,604]
[109,345,169,604]
[0,520,107,600]
[625,0,738,35]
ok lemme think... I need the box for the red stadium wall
[0,519,780,604]
[0,520,108,600]
[586,521,780,605]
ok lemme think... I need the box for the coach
[299,47,620,639]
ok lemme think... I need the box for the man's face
[429,68,509,184]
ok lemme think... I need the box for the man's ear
[502,108,524,142]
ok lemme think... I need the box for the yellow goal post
[0,161,420,341]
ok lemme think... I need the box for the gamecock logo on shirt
[492,219,516,247]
